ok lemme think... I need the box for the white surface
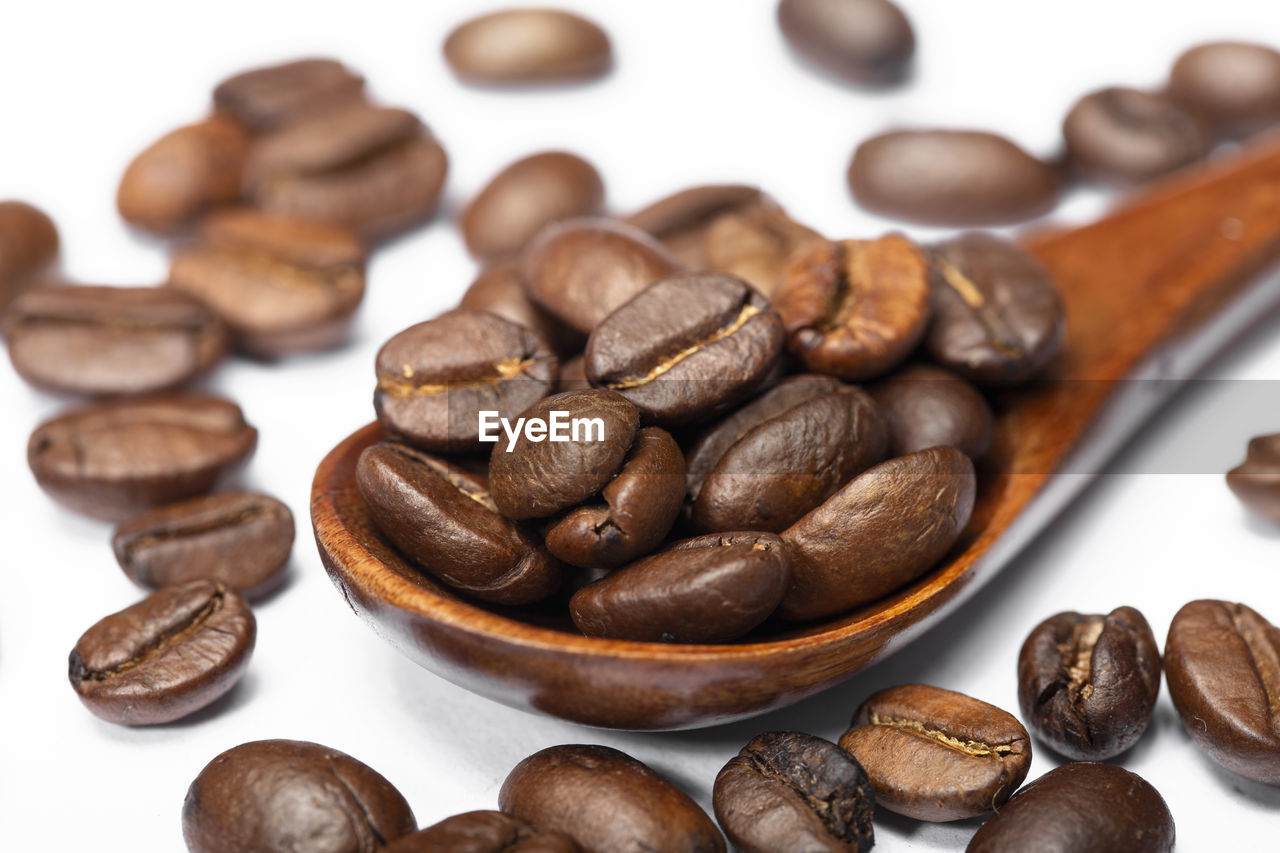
[2,0,1279,849]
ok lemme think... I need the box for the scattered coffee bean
[1063,87,1210,185]
[183,739,417,853]
[926,232,1066,385]
[0,200,59,310]
[966,762,1174,853]
[779,446,975,620]
[28,393,258,521]
[848,130,1060,225]
[213,58,366,131]
[839,683,1031,821]
[1164,599,1280,784]
[444,9,612,86]
[871,364,994,458]
[773,234,931,381]
[584,272,784,424]
[69,579,255,724]
[111,491,294,599]
[570,531,791,643]
[1169,41,1280,137]
[1017,606,1161,760]
[777,0,915,86]
[703,198,823,298]
[713,731,874,853]
[244,101,420,183]
[384,811,580,853]
[460,261,583,357]
[499,744,725,853]
[1226,433,1280,522]
[626,184,764,268]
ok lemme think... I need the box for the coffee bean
[926,232,1066,385]
[463,151,605,260]
[374,308,557,452]
[384,811,580,853]
[112,491,294,599]
[28,393,258,521]
[545,427,685,569]
[703,198,823,298]
[1017,606,1161,761]
[1164,599,1280,784]
[183,739,417,853]
[357,441,564,604]
[444,9,612,86]
[489,389,639,519]
[773,234,931,381]
[1063,87,1211,185]
[779,445,975,620]
[1169,41,1280,137]
[713,731,874,853]
[966,762,1174,853]
[521,218,679,334]
[839,683,1031,821]
[213,58,366,131]
[68,579,254,724]
[777,0,915,86]
[584,272,784,424]
[168,208,367,357]
[570,532,791,643]
[0,200,59,310]
[499,744,725,853]
[244,102,421,187]
[117,115,249,234]
[1226,433,1280,522]
[626,184,763,268]
[555,353,591,392]
[870,364,994,458]
[848,130,1060,225]
[460,262,583,357]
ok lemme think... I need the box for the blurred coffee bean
[773,234,930,381]
[1063,87,1210,185]
[0,200,59,310]
[444,9,612,86]
[777,0,914,86]
[626,184,763,267]
[848,130,1060,225]
[870,364,994,458]
[460,261,583,357]
[1169,41,1280,137]
[212,58,366,131]
[384,811,580,853]
[703,198,822,298]
[1226,432,1280,522]
[555,352,591,392]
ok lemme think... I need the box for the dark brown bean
[0,200,59,310]
[703,198,823,298]
[848,130,1060,225]
[499,745,725,853]
[1226,433,1280,522]
[444,9,612,86]
[183,739,417,853]
[870,364,994,458]
[839,683,1031,821]
[555,353,591,392]
[111,491,294,599]
[212,58,366,131]
[1169,41,1280,138]
[1164,599,1280,784]
[459,262,583,357]
[1017,606,1161,760]
[777,0,915,86]
[1063,87,1211,185]
[69,579,255,724]
[28,393,258,521]
[626,184,763,268]
[384,811,580,853]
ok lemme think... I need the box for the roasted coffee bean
[926,232,1066,385]
[117,115,249,234]
[545,427,685,569]
[460,262,582,357]
[584,272,784,424]
[1063,87,1210,185]
[489,390,639,519]
[1226,433,1280,522]
[839,683,1031,821]
[385,811,580,853]
[213,58,366,130]
[870,364,994,458]
[3,285,228,395]
[570,532,791,643]
[777,0,915,86]
[522,218,679,334]
[374,309,557,452]
[1169,41,1280,137]
[28,393,258,521]
[703,198,823,298]
[463,151,605,260]
[357,441,564,604]
[773,234,930,381]
[1164,599,1280,784]
[69,579,254,725]
[444,9,612,86]
[848,130,1060,225]
[1017,606,1161,760]
[966,762,1174,853]
[244,102,421,187]
[112,491,294,599]
[499,744,725,853]
[555,353,591,392]
[713,731,875,853]
[168,208,367,357]
[183,739,417,853]
[691,380,887,533]
[626,184,763,268]
[779,446,975,620]
[0,200,58,310]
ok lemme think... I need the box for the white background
[3,0,1280,849]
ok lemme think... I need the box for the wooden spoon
[313,136,1280,730]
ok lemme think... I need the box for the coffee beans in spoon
[1226,432,1280,522]
[871,364,994,458]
